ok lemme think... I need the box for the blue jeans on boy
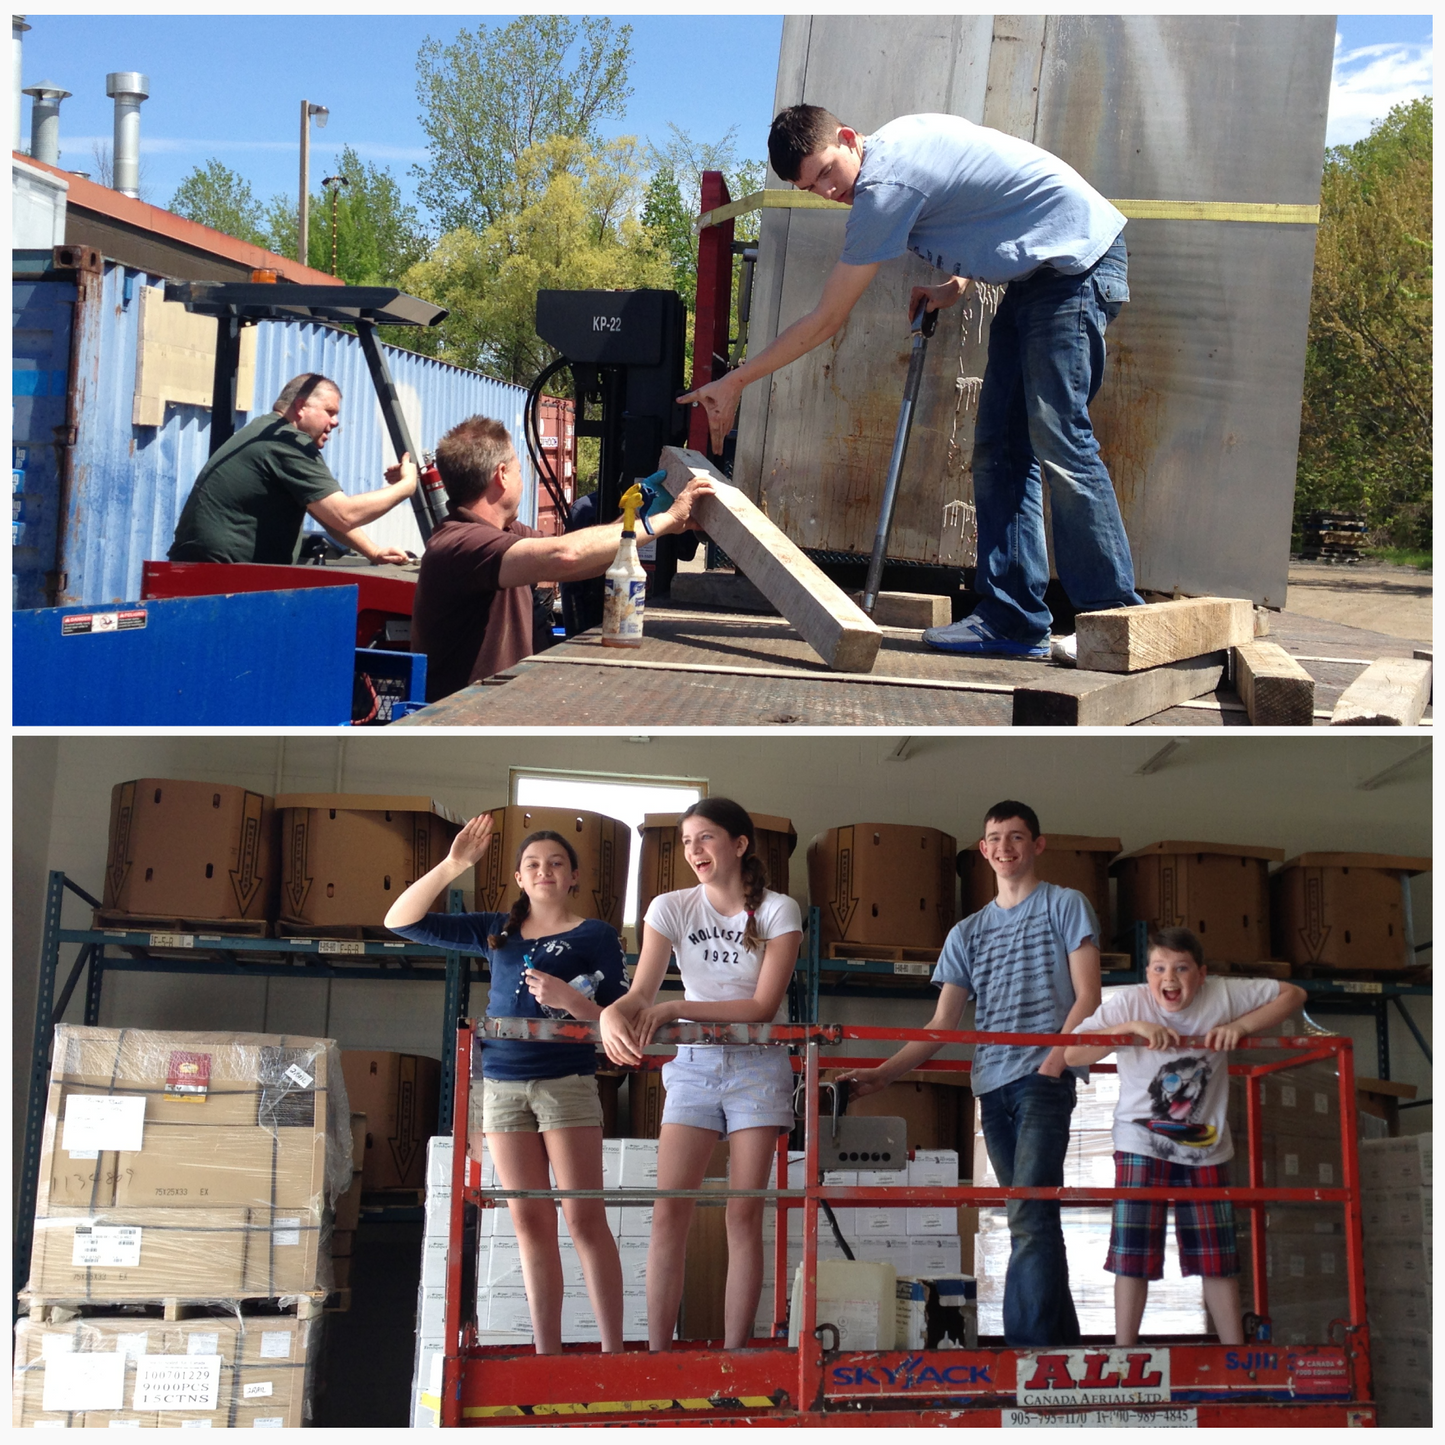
[979,1071,1082,1346]
[971,235,1144,646]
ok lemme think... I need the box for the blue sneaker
[922,613,1052,660]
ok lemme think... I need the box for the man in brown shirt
[411,416,713,701]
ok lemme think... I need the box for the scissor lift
[434,1020,1375,1426]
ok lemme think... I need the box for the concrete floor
[1285,560,1432,644]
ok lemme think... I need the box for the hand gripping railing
[441,1020,1367,1425]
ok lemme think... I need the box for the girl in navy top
[386,813,626,1354]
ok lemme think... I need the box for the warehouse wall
[13,735,1432,1191]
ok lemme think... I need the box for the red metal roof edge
[14,150,343,286]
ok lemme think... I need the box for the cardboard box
[13,1317,161,1428]
[1362,1185,1432,1238]
[1112,840,1284,965]
[334,1171,363,1232]
[808,823,958,949]
[275,793,461,931]
[1360,1133,1433,1191]
[1372,1382,1433,1429]
[627,1069,667,1138]
[1365,1236,1432,1292]
[637,811,797,921]
[473,804,631,931]
[340,1051,441,1190]
[1273,1134,1343,1189]
[98,778,279,924]
[113,1125,326,1211]
[1270,853,1430,971]
[959,834,1119,935]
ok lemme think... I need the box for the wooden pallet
[21,1291,328,1323]
[826,941,942,966]
[1210,959,1294,979]
[275,920,399,942]
[92,909,271,937]
[324,1288,353,1314]
[1099,952,1134,972]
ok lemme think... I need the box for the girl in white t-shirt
[599,799,803,1350]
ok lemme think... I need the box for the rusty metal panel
[50,261,537,607]
[735,15,1333,606]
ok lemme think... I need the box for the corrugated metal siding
[49,261,536,606]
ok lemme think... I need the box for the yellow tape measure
[696,190,1319,232]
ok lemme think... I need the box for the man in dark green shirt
[168,373,417,565]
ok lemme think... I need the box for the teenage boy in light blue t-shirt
[680,106,1143,663]
[839,800,1102,1347]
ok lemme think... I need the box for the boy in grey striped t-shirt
[839,800,1101,1346]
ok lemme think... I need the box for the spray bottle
[601,482,648,648]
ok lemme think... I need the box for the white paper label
[258,1333,292,1361]
[1284,1154,1300,1176]
[243,1382,274,1398]
[132,1354,222,1411]
[317,940,364,957]
[108,1422,144,1429]
[41,1334,76,1359]
[178,1420,213,1429]
[42,1351,128,1412]
[271,1217,301,1247]
[186,1333,219,1357]
[1314,1092,1330,1114]
[251,1420,285,1429]
[1004,1408,1195,1428]
[1280,1085,1297,1108]
[63,1095,146,1154]
[73,1224,143,1268]
[68,1149,100,1161]
[113,1334,149,1359]
[149,933,194,949]
[282,1062,315,1087]
[1318,1162,1334,1184]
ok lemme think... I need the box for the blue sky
[16,13,1432,220]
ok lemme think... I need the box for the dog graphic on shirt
[1136,1055,1219,1149]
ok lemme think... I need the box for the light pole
[321,173,350,276]
[298,98,328,264]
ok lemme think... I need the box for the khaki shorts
[478,1073,603,1134]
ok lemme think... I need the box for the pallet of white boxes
[15,1025,354,1428]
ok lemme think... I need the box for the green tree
[402,135,670,384]
[642,166,696,310]
[413,16,633,234]
[169,159,267,246]
[1296,97,1432,550]
[306,146,431,285]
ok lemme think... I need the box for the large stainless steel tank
[734,15,1335,606]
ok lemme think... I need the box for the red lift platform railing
[437,1021,1374,1427]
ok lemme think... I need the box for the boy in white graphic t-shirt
[1064,927,1306,1346]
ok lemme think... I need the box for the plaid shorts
[1105,1151,1239,1280]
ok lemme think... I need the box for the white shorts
[661,1045,795,1136]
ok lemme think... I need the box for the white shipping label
[62,1094,146,1153]
[42,1351,128,1412]
[243,1381,274,1398]
[68,1149,100,1161]
[178,1420,212,1428]
[282,1063,315,1088]
[73,1224,143,1268]
[318,940,364,956]
[187,1333,219,1357]
[132,1355,222,1411]
[113,1334,150,1359]
[1280,1086,1297,1108]
[41,1334,76,1358]
[1017,1349,1171,1406]
[272,1218,301,1247]
[1003,1408,1195,1428]
[107,1421,144,1429]
[258,1333,292,1361]
[1318,1163,1334,1184]
[1314,1092,1330,1114]
[251,1418,285,1428]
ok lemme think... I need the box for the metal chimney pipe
[23,79,69,165]
[105,70,149,197]
[12,15,30,152]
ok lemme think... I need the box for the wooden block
[1075,597,1254,672]
[659,447,882,673]
[1012,653,1227,726]
[1235,640,1315,726]
[669,569,776,615]
[848,591,952,628]
[1330,657,1432,726]
[1254,607,1272,637]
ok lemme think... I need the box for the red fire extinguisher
[419,449,449,529]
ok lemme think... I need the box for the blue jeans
[971,235,1145,645]
[979,1072,1081,1346]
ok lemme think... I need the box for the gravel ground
[1284,559,1431,644]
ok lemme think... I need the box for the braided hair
[486,831,581,948]
[681,798,768,954]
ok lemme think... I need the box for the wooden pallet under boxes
[96,778,278,927]
[637,812,797,919]
[1112,840,1284,964]
[28,1026,342,1304]
[1271,853,1431,972]
[474,804,632,931]
[958,834,1119,934]
[275,794,461,933]
[808,824,957,951]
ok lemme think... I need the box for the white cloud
[1327,34,1433,146]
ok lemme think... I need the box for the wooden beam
[658,447,882,672]
[1012,653,1227,726]
[1235,640,1316,727]
[1330,657,1433,726]
[1075,597,1254,672]
[848,591,952,628]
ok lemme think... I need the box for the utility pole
[298,98,328,264]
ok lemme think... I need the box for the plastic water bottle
[542,971,606,1019]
